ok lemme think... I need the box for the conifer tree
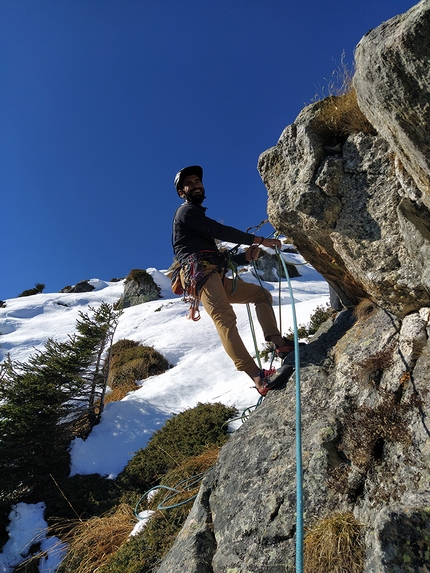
[0,303,121,502]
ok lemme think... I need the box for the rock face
[353,0,430,207]
[253,250,301,282]
[60,280,95,294]
[158,307,430,572]
[156,3,430,572]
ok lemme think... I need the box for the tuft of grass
[340,392,413,472]
[354,298,377,320]
[357,346,395,388]
[304,511,364,573]
[312,51,354,101]
[311,52,374,137]
[315,89,374,137]
[125,269,158,288]
[56,504,136,573]
[328,390,420,501]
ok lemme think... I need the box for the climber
[172,165,294,396]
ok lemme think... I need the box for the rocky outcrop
[60,280,95,294]
[257,1,430,318]
[156,2,430,572]
[253,250,301,282]
[119,269,161,308]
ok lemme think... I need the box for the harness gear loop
[181,250,228,322]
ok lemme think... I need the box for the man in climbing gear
[172,165,293,396]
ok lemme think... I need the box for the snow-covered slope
[0,254,329,478]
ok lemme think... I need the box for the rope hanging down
[229,242,305,572]
[155,223,304,572]
[275,245,304,573]
[229,231,305,573]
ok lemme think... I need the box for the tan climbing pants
[199,271,281,372]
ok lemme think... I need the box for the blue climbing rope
[276,246,304,573]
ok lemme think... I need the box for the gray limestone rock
[157,308,430,572]
[155,3,430,571]
[353,0,430,206]
[119,269,161,308]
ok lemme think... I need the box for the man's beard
[185,188,206,205]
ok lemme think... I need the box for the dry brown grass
[304,512,364,573]
[15,505,136,573]
[104,380,139,403]
[51,447,222,573]
[312,52,374,137]
[141,445,222,513]
[53,504,136,573]
[353,298,378,321]
[104,340,169,404]
[316,89,374,137]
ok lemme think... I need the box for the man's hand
[254,237,282,249]
[245,245,260,261]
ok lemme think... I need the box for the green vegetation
[18,282,45,297]
[116,402,237,503]
[56,404,236,573]
[0,303,122,503]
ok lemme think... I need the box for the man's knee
[258,287,272,305]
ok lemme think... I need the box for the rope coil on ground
[134,472,207,518]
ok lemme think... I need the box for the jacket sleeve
[231,252,248,266]
[179,204,256,246]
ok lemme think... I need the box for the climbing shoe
[275,337,294,359]
[256,364,294,397]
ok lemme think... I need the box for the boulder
[120,269,161,308]
[59,280,95,294]
[258,103,430,316]
[252,251,301,282]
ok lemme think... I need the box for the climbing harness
[181,250,227,321]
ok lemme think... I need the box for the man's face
[181,174,205,204]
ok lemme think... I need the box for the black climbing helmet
[174,165,203,193]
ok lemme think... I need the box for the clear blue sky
[1,0,415,300]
